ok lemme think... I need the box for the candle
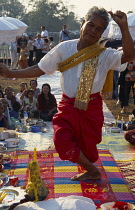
[34,148,36,162]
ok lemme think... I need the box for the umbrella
[0,17,19,44]
[105,13,135,40]
[0,16,28,44]
[3,16,28,35]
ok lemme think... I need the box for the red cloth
[53,93,104,163]
[37,93,57,112]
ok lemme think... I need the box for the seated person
[0,98,10,127]
[16,82,28,105]
[0,102,8,128]
[30,79,40,98]
[37,83,57,121]
[22,89,38,118]
[4,86,21,119]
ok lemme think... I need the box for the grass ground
[0,77,135,122]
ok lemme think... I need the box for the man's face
[80,14,106,45]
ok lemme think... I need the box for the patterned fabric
[3,149,135,208]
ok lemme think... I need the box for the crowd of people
[0,81,58,129]
[9,26,56,70]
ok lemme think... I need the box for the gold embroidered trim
[74,56,99,111]
[58,43,105,73]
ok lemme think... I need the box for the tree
[0,0,25,19]
[22,0,80,33]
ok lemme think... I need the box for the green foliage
[0,0,25,19]
[23,0,80,32]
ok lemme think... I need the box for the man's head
[80,6,109,46]
[36,33,41,39]
[41,26,45,31]
[63,24,67,30]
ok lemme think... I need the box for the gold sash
[58,43,106,110]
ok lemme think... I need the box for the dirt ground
[0,77,135,122]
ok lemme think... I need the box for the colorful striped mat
[3,149,135,208]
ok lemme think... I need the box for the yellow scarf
[58,43,106,110]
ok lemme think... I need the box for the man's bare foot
[71,171,101,181]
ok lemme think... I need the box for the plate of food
[100,201,135,210]
[0,186,26,209]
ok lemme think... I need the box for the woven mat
[98,133,135,160]
[3,149,135,208]
[116,160,135,197]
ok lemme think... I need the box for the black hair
[0,90,4,98]
[30,80,37,86]
[44,39,48,43]
[41,83,53,105]
[26,89,34,98]
[29,35,33,39]
[49,36,53,41]
[132,109,135,116]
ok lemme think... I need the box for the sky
[62,0,135,18]
[23,0,135,19]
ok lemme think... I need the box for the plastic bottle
[116,115,121,129]
[121,117,126,130]
[23,111,28,124]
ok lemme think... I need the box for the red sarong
[53,93,104,163]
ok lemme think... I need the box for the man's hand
[108,10,127,28]
[0,63,10,78]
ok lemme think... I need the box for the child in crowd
[0,98,10,127]
[16,82,28,105]
[22,89,38,118]
[30,80,40,98]
[42,39,49,57]
[18,43,29,69]
[0,102,8,128]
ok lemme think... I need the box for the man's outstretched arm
[0,64,44,78]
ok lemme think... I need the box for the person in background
[27,35,34,67]
[22,89,38,118]
[0,98,10,127]
[0,90,4,98]
[0,7,134,181]
[48,36,55,50]
[119,61,135,114]
[59,24,70,42]
[18,44,29,69]
[4,87,21,119]
[41,26,49,40]
[33,34,44,64]
[17,33,28,55]
[16,82,28,105]
[30,80,40,98]
[0,102,8,128]
[37,83,57,121]
[9,36,18,70]
[42,39,49,57]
